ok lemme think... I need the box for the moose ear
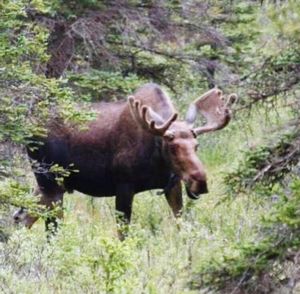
[186,88,237,136]
[185,104,197,125]
[185,88,221,125]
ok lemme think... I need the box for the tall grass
[0,103,293,293]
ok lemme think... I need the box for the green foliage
[0,0,94,236]
[0,0,300,293]
[49,163,79,186]
[266,0,300,41]
[0,0,94,139]
[68,70,145,101]
[51,232,139,293]
[0,178,61,241]
[268,179,300,230]
[0,180,35,209]
[94,237,137,292]
[224,129,300,197]
[219,2,260,69]
[191,178,300,291]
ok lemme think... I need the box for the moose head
[128,88,237,199]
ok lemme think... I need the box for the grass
[0,102,294,293]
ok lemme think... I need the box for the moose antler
[186,88,237,136]
[128,96,178,136]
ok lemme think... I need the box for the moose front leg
[165,181,183,218]
[115,185,134,240]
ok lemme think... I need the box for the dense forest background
[0,0,300,293]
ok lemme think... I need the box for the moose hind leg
[13,187,64,234]
[13,188,40,228]
[13,207,38,228]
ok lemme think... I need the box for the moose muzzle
[184,172,208,199]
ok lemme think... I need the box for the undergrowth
[190,114,300,293]
[0,98,298,294]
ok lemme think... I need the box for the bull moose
[14,83,236,238]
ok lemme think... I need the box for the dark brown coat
[14,83,235,238]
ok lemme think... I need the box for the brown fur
[14,83,210,238]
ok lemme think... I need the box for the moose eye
[163,130,175,141]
